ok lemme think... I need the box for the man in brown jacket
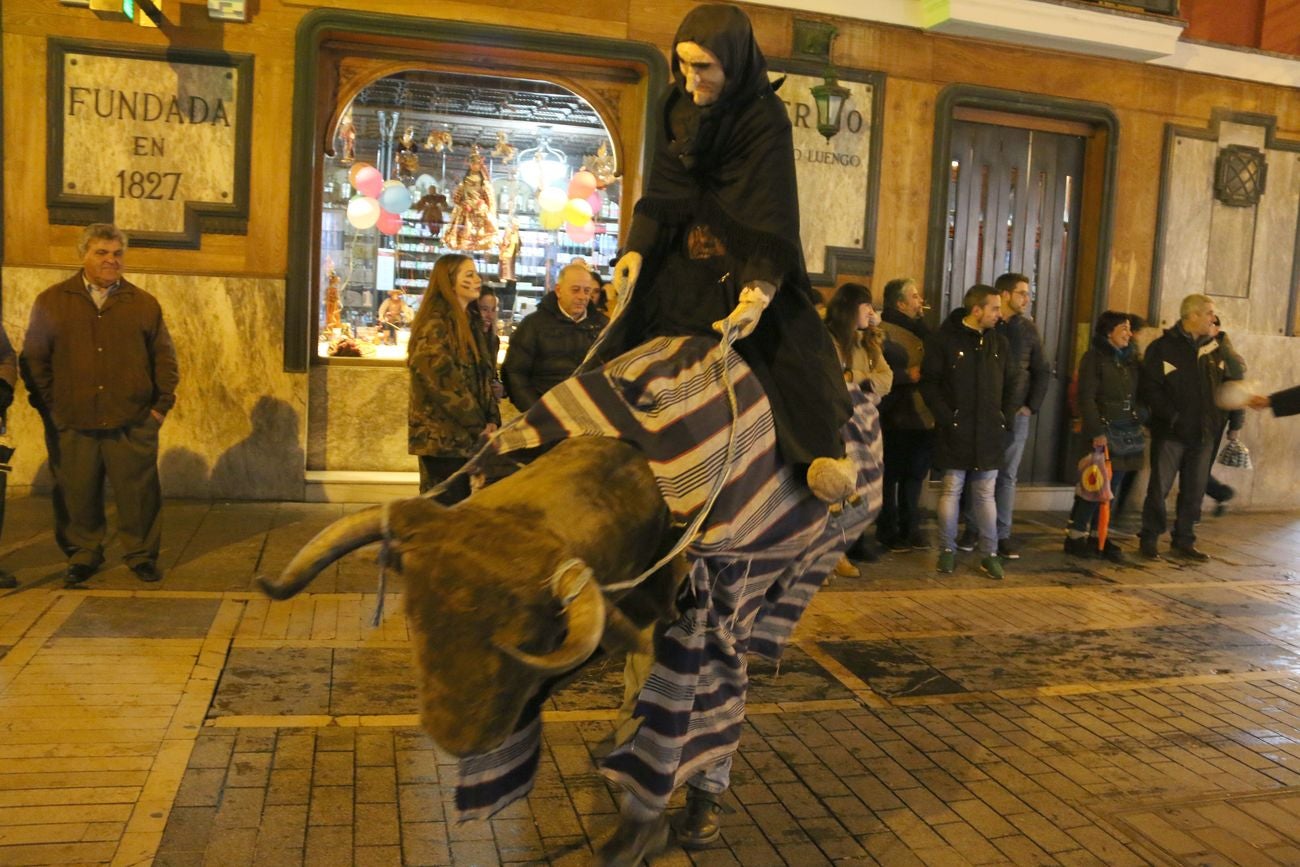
[21,223,179,587]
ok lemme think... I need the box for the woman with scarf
[1065,311,1144,562]
[594,3,853,502]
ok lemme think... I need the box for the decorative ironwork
[1071,0,1178,15]
[1214,144,1268,207]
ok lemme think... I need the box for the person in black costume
[590,3,854,503]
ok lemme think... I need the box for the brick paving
[0,496,1298,865]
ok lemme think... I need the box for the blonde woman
[407,254,500,502]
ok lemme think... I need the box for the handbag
[1103,416,1145,458]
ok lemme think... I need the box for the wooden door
[942,121,1085,484]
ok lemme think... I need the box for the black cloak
[592,3,851,467]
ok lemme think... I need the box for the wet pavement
[0,495,1298,865]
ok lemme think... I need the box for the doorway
[941,117,1084,483]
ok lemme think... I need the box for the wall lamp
[793,18,850,141]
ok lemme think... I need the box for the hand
[150,409,166,425]
[1247,394,1271,410]
[1092,434,1108,448]
[712,282,774,341]
[1017,406,1032,417]
[608,251,642,310]
[1226,428,1239,442]
[483,422,499,437]
[907,365,922,383]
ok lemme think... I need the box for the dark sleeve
[1000,336,1019,422]
[1077,351,1104,439]
[20,296,56,413]
[919,336,953,427]
[1270,383,1300,417]
[150,305,179,415]
[1227,407,1245,431]
[881,337,908,376]
[624,210,661,258]
[1025,325,1052,413]
[501,317,541,411]
[1139,340,1176,424]
[0,327,15,389]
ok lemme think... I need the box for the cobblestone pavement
[0,496,1298,865]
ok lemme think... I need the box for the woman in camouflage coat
[408,254,500,501]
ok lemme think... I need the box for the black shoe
[955,528,978,552]
[675,787,723,850]
[0,570,17,590]
[591,812,670,867]
[997,540,1021,560]
[1100,540,1131,565]
[131,562,163,583]
[880,535,912,553]
[1063,536,1093,558]
[1170,545,1210,563]
[1139,539,1162,561]
[847,538,880,563]
[907,531,930,550]
[65,563,96,588]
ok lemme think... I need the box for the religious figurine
[491,131,517,164]
[396,126,421,180]
[426,129,453,153]
[324,264,343,332]
[442,147,497,252]
[414,186,449,234]
[336,109,356,165]
[583,139,617,189]
[497,221,521,283]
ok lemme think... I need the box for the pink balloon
[566,222,596,244]
[354,166,384,198]
[586,191,603,217]
[568,170,597,200]
[376,210,403,236]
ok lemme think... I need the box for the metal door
[941,121,1085,484]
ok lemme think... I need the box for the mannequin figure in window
[590,3,852,502]
[407,255,500,502]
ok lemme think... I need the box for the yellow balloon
[563,197,593,227]
[538,187,568,213]
[539,210,565,230]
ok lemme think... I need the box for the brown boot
[674,787,722,850]
[590,810,670,866]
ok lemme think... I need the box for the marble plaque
[769,71,875,278]
[48,41,252,246]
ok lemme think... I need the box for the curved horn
[495,567,605,675]
[256,507,386,601]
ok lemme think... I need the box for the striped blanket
[455,335,882,819]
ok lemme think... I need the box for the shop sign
[770,66,882,283]
[46,40,253,248]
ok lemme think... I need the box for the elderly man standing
[1137,293,1223,562]
[22,223,179,588]
[502,262,607,410]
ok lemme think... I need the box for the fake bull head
[258,439,676,757]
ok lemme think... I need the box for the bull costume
[591,4,852,493]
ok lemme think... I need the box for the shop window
[318,69,622,361]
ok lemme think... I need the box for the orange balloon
[348,162,374,186]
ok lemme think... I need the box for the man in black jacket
[1138,293,1224,561]
[503,263,607,410]
[921,285,1018,579]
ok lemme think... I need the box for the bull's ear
[385,497,448,539]
[550,558,595,607]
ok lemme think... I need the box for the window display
[317,69,622,361]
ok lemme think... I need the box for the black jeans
[877,428,933,542]
[1140,436,1213,548]
[417,455,472,505]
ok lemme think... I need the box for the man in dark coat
[921,285,1017,579]
[0,327,16,589]
[502,263,606,410]
[1137,293,1224,562]
[21,223,179,588]
[877,277,934,551]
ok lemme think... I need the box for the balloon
[1216,379,1258,410]
[377,210,403,236]
[537,187,567,214]
[563,197,593,227]
[539,210,565,230]
[346,196,381,230]
[415,173,436,194]
[567,169,597,200]
[566,222,596,244]
[587,191,603,217]
[354,166,383,198]
[347,162,374,186]
[378,182,413,214]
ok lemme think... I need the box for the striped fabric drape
[454,335,883,819]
